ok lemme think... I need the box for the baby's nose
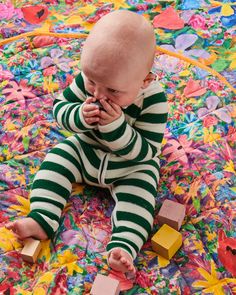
[93,87,105,99]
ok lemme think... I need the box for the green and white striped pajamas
[28,72,168,260]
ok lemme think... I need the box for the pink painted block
[157,199,186,231]
[91,274,120,295]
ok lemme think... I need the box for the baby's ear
[141,72,156,89]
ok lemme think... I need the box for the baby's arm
[53,72,96,132]
[98,85,168,162]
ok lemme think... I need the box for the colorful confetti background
[0,0,236,294]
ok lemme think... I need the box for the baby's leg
[7,136,84,240]
[107,165,159,273]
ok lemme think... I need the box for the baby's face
[82,62,146,108]
[80,10,156,107]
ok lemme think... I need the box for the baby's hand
[82,97,100,125]
[99,99,122,126]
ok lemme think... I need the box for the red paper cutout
[153,7,184,29]
[218,229,236,277]
[21,5,49,24]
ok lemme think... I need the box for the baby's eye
[88,79,95,85]
[108,88,119,94]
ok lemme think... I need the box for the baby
[6,10,168,274]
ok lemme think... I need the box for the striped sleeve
[53,72,95,132]
[98,85,168,162]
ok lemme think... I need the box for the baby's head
[81,10,156,107]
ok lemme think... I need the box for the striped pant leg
[27,135,101,239]
[106,162,160,260]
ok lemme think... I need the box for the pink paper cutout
[108,270,134,291]
[183,79,207,97]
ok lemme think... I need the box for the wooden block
[157,199,186,231]
[21,238,42,263]
[91,274,120,295]
[151,224,182,260]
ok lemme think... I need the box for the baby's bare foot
[5,218,48,240]
[108,248,136,274]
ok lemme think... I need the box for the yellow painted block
[151,224,182,260]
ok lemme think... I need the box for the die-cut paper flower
[2,80,35,101]
[41,48,72,72]
[0,65,14,81]
[198,96,232,123]
[161,34,210,59]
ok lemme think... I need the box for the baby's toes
[122,258,132,269]
[128,264,134,271]
[5,222,21,239]
[120,257,128,265]
[111,248,121,259]
[5,222,15,230]
[14,224,24,236]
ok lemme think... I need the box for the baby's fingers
[108,100,122,113]
[83,103,99,113]
[83,108,100,117]
[85,96,96,104]
[85,116,100,125]
[82,103,100,125]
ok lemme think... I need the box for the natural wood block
[157,199,186,231]
[91,274,120,295]
[21,238,42,263]
[151,224,182,260]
